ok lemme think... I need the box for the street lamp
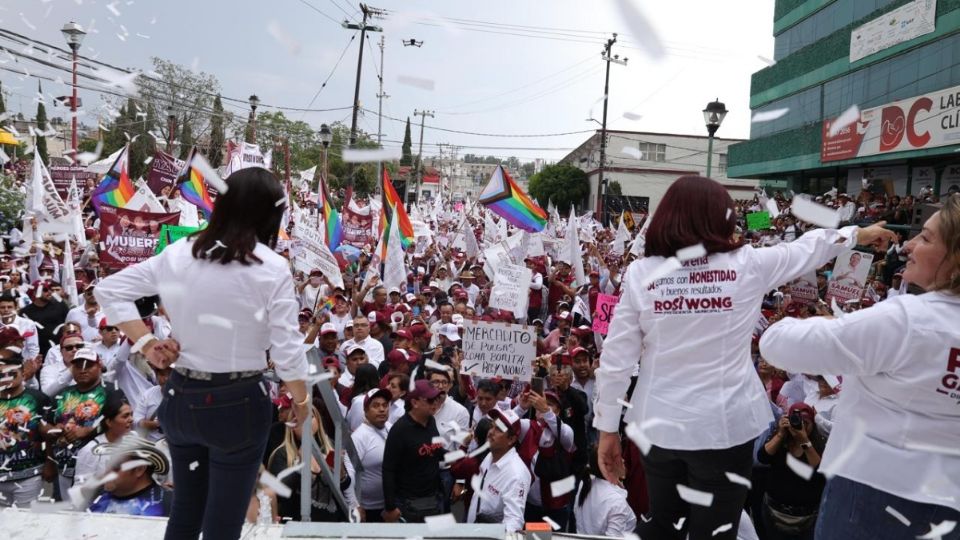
[248,94,260,144]
[315,124,333,226]
[61,21,86,156]
[165,105,176,152]
[703,98,727,178]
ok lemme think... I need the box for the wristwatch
[800,442,813,450]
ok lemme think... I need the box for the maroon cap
[386,348,415,366]
[321,355,340,369]
[408,379,440,401]
[787,402,816,422]
[0,326,24,347]
[570,346,589,358]
[488,408,521,437]
[395,328,413,341]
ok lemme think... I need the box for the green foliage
[528,164,589,212]
[179,120,193,160]
[520,162,536,177]
[0,174,24,232]
[608,180,623,196]
[207,95,225,167]
[35,82,49,165]
[463,154,501,164]
[138,57,221,144]
[77,139,100,153]
[401,117,413,166]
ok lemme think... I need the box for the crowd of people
[1,159,958,540]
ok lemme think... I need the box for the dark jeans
[815,475,960,540]
[638,439,755,540]
[157,372,272,540]
[396,494,443,523]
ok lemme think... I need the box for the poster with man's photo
[826,250,874,304]
[98,204,180,269]
[788,271,819,303]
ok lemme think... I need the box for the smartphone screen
[531,376,544,394]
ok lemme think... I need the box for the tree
[608,180,623,196]
[207,94,225,166]
[127,100,157,180]
[520,162,536,177]
[137,57,221,145]
[179,120,193,160]
[528,164,590,212]
[35,82,49,165]
[400,117,413,166]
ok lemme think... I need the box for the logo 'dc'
[880,106,906,152]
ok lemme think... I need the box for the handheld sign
[746,211,771,231]
[592,294,619,335]
[461,320,535,382]
[490,263,531,318]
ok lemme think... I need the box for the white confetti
[550,475,576,496]
[712,523,733,536]
[443,450,465,464]
[676,243,706,262]
[640,256,681,289]
[432,436,447,445]
[919,521,957,540]
[276,462,305,481]
[468,441,490,458]
[724,472,752,489]
[470,473,493,501]
[674,517,686,530]
[253,308,266,322]
[76,141,104,165]
[785,453,814,480]
[120,459,150,471]
[752,108,789,123]
[266,20,302,55]
[622,112,643,121]
[542,515,561,530]
[790,196,841,229]
[726,208,732,220]
[95,68,140,95]
[19,13,36,30]
[274,197,286,207]
[259,470,292,498]
[827,104,861,137]
[397,75,435,91]
[766,198,780,219]
[198,313,233,329]
[885,505,911,526]
[190,152,229,194]
[106,2,120,16]
[676,484,713,506]
[424,513,457,531]
[342,147,402,163]
[616,398,633,409]
[624,421,652,455]
[136,33,150,39]
[613,0,666,59]
[757,55,776,66]
[189,461,199,471]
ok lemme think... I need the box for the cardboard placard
[460,320,535,382]
[489,263,531,318]
[826,250,874,304]
[592,293,619,335]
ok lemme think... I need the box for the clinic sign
[822,84,960,163]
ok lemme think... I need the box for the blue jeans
[157,372,272,540]
[816,476,960,540]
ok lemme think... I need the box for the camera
[788,410,804,430]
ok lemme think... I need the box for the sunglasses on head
[62,344,85,352]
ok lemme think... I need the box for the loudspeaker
[908,203,941,238]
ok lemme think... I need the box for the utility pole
[437,143,445,202]
[344,4,384,187]
[375,35,390,187]
[413,109,434,204]
[597,33,627,226]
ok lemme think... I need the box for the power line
[365,109,594,138]
[293,0,342,26]
[301,32,357,116]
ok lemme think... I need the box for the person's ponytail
[577,444,601,507]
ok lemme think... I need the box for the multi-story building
[560,130,759,219]
[728,0,960,197]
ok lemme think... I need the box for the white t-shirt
[350,421,391,510]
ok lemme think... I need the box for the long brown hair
[933,194,960,295]
[644,176,742,258]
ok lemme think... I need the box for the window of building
[638,142,666,162]
[718,154,728,175]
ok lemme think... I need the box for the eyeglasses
[430,380,451,388]
[62,344,85,352]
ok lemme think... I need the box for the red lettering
[907,97,933,148]
[943,373,959,390]
[947,348,960,374]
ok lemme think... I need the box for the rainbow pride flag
[319,174,343,252]
[90,144,135,213]
[478,165,547,232]
[176,147,215,219]
[379,168,414,250]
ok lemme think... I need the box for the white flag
[382,210,407,293]
[61,240,79,308]
[611,211,631,255]
[463,226,480,258]
[566,206,586,287]
[27,157,70,221]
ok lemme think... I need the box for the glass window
[638,143,666,162]
[718,154,728,175]
[774,0,899,60]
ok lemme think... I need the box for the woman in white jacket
[575,445,636,537]
[594,176,896,539]
[761,194,960,539]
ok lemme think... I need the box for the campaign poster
[48,165,97,199]
[342,204,374,249]
[146,150,185,195]
[788,271,819,303]
[592,294,619,335]
[826,250,874,304]
[98,205,180,269]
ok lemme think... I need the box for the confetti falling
[752,108,789,123]
[724,472,752,489]
[622,112,643,121]
[266,20,302,55]
[918,521,957,540]
[676,484,713,506]
[189,461,199,471]
[711,523,733,536]
[397,75,436,91]
[258,470,292,498]
[550,475,576,496]
[827,104,861,137]
[885,505,911,526]
[791,196,841,229]
[442,450,466,464]
[613,0,666,60]
[785,453,814,480]
[624,421,652,455]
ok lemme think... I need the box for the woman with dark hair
[594,176,896,539]
[574,444,637,537]
[346,364,382,431]
[94,167,311,540]
[74,393,133,483]
[761,194,960,538]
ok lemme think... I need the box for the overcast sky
[3,0,775,162]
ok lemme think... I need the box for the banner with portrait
[98,204,180,269]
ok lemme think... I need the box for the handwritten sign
[592,294,619,335]
[490,263,531,318]
[461,320,535,382]
[746,211,771,231]
[292,211,345,289]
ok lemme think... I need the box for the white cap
[388,286,401,295]
[452,314,464,327]
[439,323,461,342]
[320,323,338,335]
[72,347,99,363]
[405,293,416,302]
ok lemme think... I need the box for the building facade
[728,0,960,198]
[560,130,759,218]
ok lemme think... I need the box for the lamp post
[703,98,728,178]
[61,21,86,156]
[248,94,260,144]
[316,124,333,226]
[165,105,176,152]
